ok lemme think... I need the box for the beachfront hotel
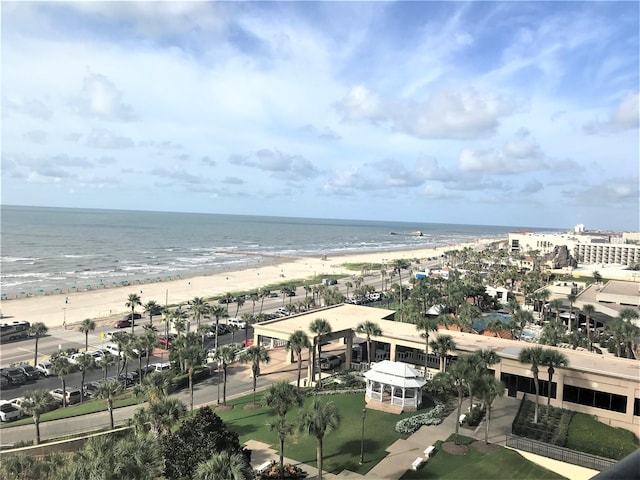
[253,303,640,434]
[508,228,640,267]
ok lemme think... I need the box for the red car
[158,334,175,348]
[241,338,254,347]
[113,318,132,328]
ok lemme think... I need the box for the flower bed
[257,462,308,479]
[395,403,447,434]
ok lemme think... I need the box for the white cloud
[584,92,640,135]
[336,86,519,140]
[86,129,135,149]
[72,72,135,121]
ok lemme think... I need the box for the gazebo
[364,360,427,414]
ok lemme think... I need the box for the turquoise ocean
[1,205,554,297]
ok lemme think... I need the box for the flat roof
[254,304,640,382]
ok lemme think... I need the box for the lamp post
[359,407,366,465]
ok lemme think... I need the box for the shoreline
[0,239,498,330]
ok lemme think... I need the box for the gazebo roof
[364,360,427,389]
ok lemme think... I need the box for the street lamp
[359,407,366,465]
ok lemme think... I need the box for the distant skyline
[2,2,638,231]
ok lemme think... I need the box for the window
[563,385,627,414]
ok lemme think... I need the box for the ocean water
[1,205,547,297]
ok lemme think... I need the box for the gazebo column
[402,387,406,407]
[389,342,397,362]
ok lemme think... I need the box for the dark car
[113,318,132,328]
[268,292,278,298]
[123,313,142,321]
[1,368,27,386]
[15,365,40,381]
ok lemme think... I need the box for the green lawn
[567,413,639,460]
[400,435,566,480]
[217,391,421,476]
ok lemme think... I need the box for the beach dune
[0,241,493,330]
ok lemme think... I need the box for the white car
[228,318,247,329]
[35,361,53,377]
[0,401,21,422]
[7,398,26,417]
[68,352,93,365]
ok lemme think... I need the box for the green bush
[566,414,639,460]
[171,367,211,391]
[466,406,485,427]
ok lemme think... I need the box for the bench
[458,414,467,425]
[411,457,424,471]
[256,461,273,474]
[424,445,435,458]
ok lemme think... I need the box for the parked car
[0,401,21,422]
[89,349,111,363]
[319,353,344,371]
[69,352,93,365]
[49,388,82,405]
[83,381,102,398]
[15,365,41,381]
[268,292,278,298]
[0,376,8,389]
[8,397,26,415]
[228,318,247,329]
[1,367,27,386]
[241,338,254,347]
[35,361,53,377]
[149,362,171,373]
[113,318,132,328]
[122,313,142,321]
[157,334,175,348]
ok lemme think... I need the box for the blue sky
[2,1,638,230]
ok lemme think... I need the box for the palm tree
[355,321,382,366]
[144,300,162,325]
[50,354,76,408]
[78,318,96,352]
[581,304,596,351]
[142,370,174,404]
[440,357,470,445]
[414,317,437,377]
[345,281,353,300]
[213,344,239,405]
[241,312,254,345]
[20,389,56,445]
[140,325,158,375]
[29,322,48,367]
[76,353,95,403]
[391,259,410,316]
[514,309,534,341]
[287,330,310,389]
[566,293,577,331]
[210,304,228,350]
[234,295,245,318]
[548,299,563,322]
[429,335,456,372]
[541,349,569,422]
[172,308,189,336]
[518,346,546,424]
[133,397,187,437]
[190,297,210,330]
[96,353,115,381]
[126,292,142,335]
[239,345,270,406]
[111,331,130,375]
[309,318,332,383]
[298,398,340,480]
[476,374,506,444]
[195,451,254,480]
[263,380,305,473]
[162,306,173,348]
[95,379,122,429]
[178,344,203,412]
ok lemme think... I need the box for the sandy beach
[0,239,496,330]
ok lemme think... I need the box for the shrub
[466,406,485,426]
[395,404,446,434]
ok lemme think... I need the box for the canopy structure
[364,360,427,413]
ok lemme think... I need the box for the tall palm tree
[140,325,159,375]
[476,374,506,444]
[241,312,254,345]
[541,349,569,422]
[234,295,245,318]
[440,356,470,445]
[126,292,142,335]
[144,300,162,326]
[263,380,305,473]
[194,451,253,480]
[50,354,76,408]
[345,281,353,300]
[581,304,596,351]
[78,318,96,352]
[210,304,228,350]
[548,298,563,322]
[20,389,56,445]
[518,346,546,424]
[566,293,577,331]
[356,321,382,366]
[142,370,174,405]
[309,318,332,383]
[190,296,210,330]
[429,335,456,372]
[111,331,130,375]
[178,344,203,412]
[287,330,310,389]
[391,259,410,316]
[239,345,270,406]
[162,306,173,348]
[514,309,534,341]
[213,344,239,405]
[29,322,48,367]
[95,379,122,429]
[172,308,189,336]
[96,353,115,381]
[298,398,340,480]
[414,317,437,377]
[76,353,95,403]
